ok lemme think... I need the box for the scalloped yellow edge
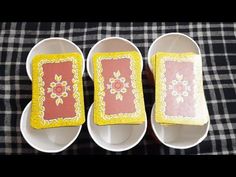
[151,54,156,80]
[31,53,85,129]
[154,52,209,126]
[93,51,146,125]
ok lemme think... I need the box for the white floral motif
[168,72,191,103]
[106,70,129,101]
[47,74,71,106]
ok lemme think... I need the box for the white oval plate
[87,36,143,80]
[148,33,209,149]
[20,101,82,153]
[151,104,209,149]
[86,37,147,152]
[23,37,85,153]
[87,104,147,152]
[26,37,85,80]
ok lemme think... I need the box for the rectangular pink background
[42,62,76,120]
[164,61,195,117]
[101,58,135,114]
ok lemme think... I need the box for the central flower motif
[47,74,70,106]
[168,72,191,104]
[106,70,129,101]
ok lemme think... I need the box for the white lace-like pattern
[160,56,200,119]
[38,57,81,122]
[47,74,71,106]
[168,72,191,103]
[106,70,129,101]
[96,55,142,120]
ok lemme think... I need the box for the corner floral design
[106,70,129,101]
[47,74,71,106]
[168,72,191,104]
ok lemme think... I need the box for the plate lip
[26,37,85,81]
[147,32,201,72]
[87,103,147,152]
[20,101,83,153]
[86,36,143,80]
[150,104,210,149]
